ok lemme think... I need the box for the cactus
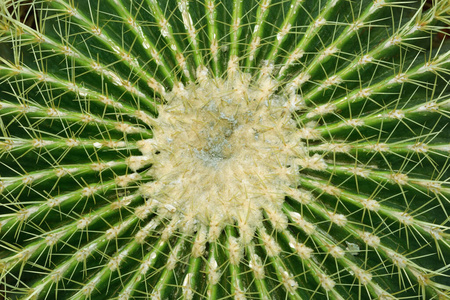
[1,0,450,299]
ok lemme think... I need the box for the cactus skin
[1,0,450,299]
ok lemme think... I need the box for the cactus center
[134,73,305,241]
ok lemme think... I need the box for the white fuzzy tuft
[134,72,306,238]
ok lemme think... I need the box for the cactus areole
[0,0,449,299]
[140,74,304,242]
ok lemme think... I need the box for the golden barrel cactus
[0,0,449,299]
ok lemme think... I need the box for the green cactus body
[0,0,449,299]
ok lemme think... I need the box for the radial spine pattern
[0,0,450,299]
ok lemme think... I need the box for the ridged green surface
[0,0,450,299]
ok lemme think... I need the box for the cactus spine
[1,0,450,299]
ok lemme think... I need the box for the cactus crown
[1,0,450,299]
